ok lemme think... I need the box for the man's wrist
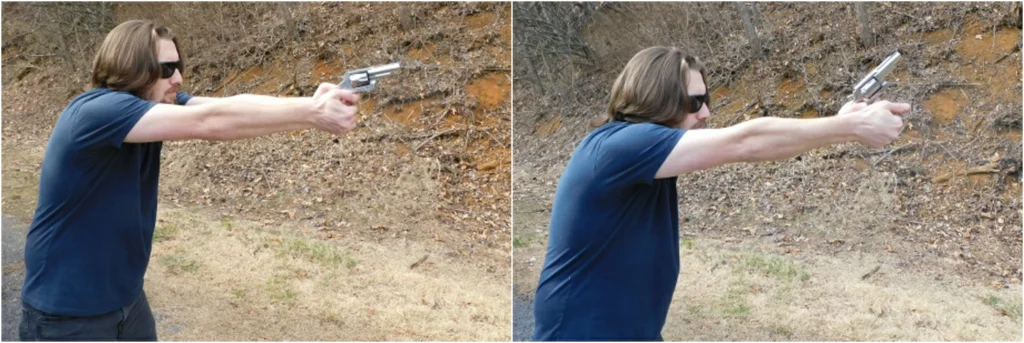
[297,97,318,126]
[831,111,862,143]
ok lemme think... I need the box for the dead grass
[666,238,1022,341]
[0,138,46,219]
[146,207,510,341]
[514,193,1022,340]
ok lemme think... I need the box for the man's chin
[161,94,177,104]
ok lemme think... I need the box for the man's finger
[881,102,912,115]
[334,89,361,104]
[889,102,912,115]
[869,100,911,115]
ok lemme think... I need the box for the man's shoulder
[589,121,681,151]
[591,121,676,138]
[75,88,145,107]
[70,88,155,121]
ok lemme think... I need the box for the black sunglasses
[687,93,709,113]
[159,61,182,79]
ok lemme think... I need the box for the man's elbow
[190,104,229,141]
[728,125,762,163]
[193,120,232,141]
[736,143,768,163]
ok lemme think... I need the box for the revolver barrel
[853,51,902,101]
[340,62,401,92]
[366,63,400,77]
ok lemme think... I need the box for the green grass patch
[278,237,351,267]
[159,254,199,275]
[320,311,344,326]
[681,237,695,250]
[271,288,298,301]
[320,270,340,287]
[513,235,545,248]
[1005,304,1022,319]
[738,254,811,282]
[982,295,1023,319]
[768,324,793,337]
[686,305,701,314]
[983,295,1000,306]
[719,284,753,317]
[267,273,299,303]
[513,236,525,248]
[220,217,233,231]
[153,223,180,242]
[723,303,750,316]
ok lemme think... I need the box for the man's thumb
[849,101,868,112]
[336,89,361,104]
[315,83,337,98]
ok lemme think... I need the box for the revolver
[339,62,400,92]
[852,51,902,104]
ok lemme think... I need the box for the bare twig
[413,128,463,153]
[409,254,429,269]
[861,264,882,280]
[893,218,927,226]
[871,143,918,166]
[931,161,1001,183]
[1,32,31,51]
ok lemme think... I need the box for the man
[19,20,360,340]
[531,46,910,340]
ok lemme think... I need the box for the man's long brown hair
[91,20,183,97]
[597,46,709,127]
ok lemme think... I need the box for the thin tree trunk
[735,2,762,59]
[525,53,546,95]
[855,3,874,47]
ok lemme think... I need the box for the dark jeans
[19,291,156,341]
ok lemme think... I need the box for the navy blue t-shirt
[533,121,685,341]
[22,88,192,316]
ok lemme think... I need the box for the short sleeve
[73,92,156,149]
[176,91,193,105]
[596,123,683,188]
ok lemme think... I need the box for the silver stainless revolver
[339,62,400,92]
[852,51,902,103]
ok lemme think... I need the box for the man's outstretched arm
[124,83,358,143]
[655,100,910,178]
[184,94,298,106]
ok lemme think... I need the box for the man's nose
[170,70,183,86]
[697,106,711,120]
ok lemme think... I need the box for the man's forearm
[198,97,316,141]
[736,116,858,162]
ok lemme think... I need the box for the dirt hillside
[513,2,1021,341]
[2,2,511,340]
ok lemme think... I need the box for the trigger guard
[352,83,375,92]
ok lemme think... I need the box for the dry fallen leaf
[476,160,499,171]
